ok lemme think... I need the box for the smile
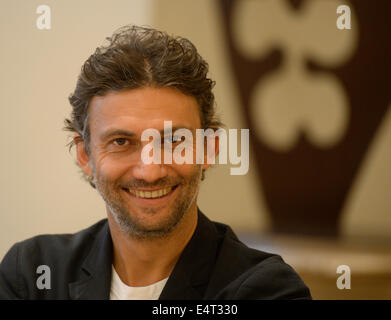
[126,186,177,199]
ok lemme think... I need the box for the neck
[107,204,198,287]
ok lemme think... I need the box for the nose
[132,161,168,183]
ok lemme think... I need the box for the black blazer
[0,210,311,299]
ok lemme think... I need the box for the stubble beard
[92,165,203,240]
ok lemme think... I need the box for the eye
[112,138,129,146]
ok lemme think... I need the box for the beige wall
[1,0,391,262]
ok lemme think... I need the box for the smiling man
[0,25,311,300]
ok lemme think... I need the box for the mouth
[122,185,179,199]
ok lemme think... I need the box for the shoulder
[0,219,108,299]
[207,221,312,299]
[228,254,312,299]
[9,219,108,262]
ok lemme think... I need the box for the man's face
[78,87,208,238]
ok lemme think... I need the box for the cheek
[95,155,131,182]
[171,163,202,179]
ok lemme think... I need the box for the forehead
[88,87,201,136]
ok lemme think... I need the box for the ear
[75,135,93,177]
[202,135,219,172]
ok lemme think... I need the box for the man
[0,25,311,300]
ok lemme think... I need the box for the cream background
[1,0,390,259]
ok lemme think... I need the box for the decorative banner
[218,0,391,236]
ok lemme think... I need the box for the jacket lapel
[159,210,220,300]
[69,222,113,300]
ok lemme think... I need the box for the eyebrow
[100,126,195,140]
[100,129,136,141]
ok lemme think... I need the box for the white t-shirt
[110,266,168,300]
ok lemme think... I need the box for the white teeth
[128,187,173,199]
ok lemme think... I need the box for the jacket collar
[69,209,220,300]
[159,210,220,299]
[69,222,113,300]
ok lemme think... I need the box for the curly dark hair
[64,25,222,156]
[64,25,223,188]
